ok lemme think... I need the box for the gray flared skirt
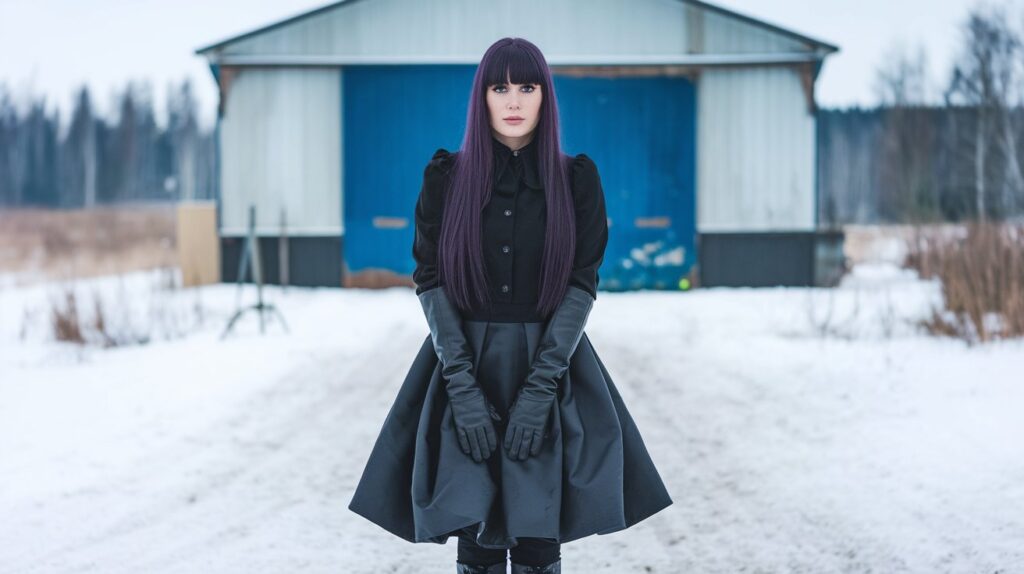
[347,319,673,549]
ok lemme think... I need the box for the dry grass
[2,205,214,348]
[48,286,125,348]
[49,287,85,344]
[0,204,177,286]
[904,221,1024,344]
[39,269,202,348]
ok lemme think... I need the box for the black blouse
[412,136,609,323]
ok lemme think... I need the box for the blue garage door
[557,75,697,291]
[343,65,475,277]
[343,67,696,291]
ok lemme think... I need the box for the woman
[348,37,673,574]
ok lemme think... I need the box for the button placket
[502,195,516,299]
[488,143,530,303]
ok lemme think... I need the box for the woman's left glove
[504,286,594,460]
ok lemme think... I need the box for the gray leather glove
[504,285,594,460]
[418,286,502,462]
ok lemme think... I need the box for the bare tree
[0,86,24,206]
[947,2,1024,221]
[167,80,199,201]
[874,41,940,222]
[875,41,930,106]
[63,86,98,207]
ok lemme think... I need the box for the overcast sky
[0,0,1006,129]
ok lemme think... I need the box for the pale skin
[486,77,542,150]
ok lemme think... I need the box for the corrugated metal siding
[695,6,807,54]
[219,68,342,236]
[217,0,812,59]
[697,66,815,231]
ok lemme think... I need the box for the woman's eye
[492,84,536,94]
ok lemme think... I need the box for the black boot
[510,559,560,574]
[456,560,507,573]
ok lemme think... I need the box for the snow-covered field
[1,263,1022,574]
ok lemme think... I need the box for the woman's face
[486,78,542,145]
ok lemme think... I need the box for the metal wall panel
[215,0,816,61]
[698,229,845,287]
[698,231,814,287]
[697,6,807,54]
[219,68,342,236]
[221,236,343,287]
[696,66,816,231]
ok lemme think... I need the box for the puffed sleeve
[412,148,454,295]
[567,153,609,299]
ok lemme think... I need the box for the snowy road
[1,264,1022,573]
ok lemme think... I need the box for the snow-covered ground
[1,263,1022,574]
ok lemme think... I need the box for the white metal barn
[196,0,841,290]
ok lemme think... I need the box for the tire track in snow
[4,319,426,574]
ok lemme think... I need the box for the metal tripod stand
[221,205,290,339]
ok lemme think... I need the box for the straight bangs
[481,43,546,89]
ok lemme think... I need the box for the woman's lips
[504,118,524,124]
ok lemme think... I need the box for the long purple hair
[438,37,575,318]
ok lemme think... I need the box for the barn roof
[195,0,838,64]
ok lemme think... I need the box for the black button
[501,284,510,293]
[502,245,511,254]
[504,209,512,216]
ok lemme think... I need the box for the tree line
[0,79,216,208]
[821,2,1024,225]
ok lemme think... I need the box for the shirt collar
[492,135,543,190]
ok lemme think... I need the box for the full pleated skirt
[347,319,673,549]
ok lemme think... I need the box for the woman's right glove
[418,286,502,463]
[504,285,594,460]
